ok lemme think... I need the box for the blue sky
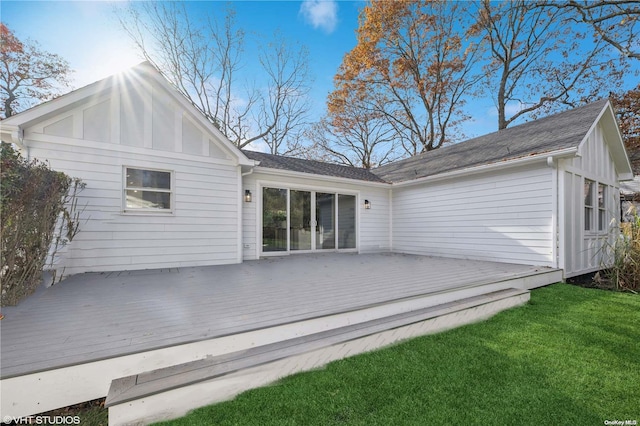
[1,1,364,118]
[2,1,638,144]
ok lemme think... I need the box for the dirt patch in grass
[566,270,621,292]
[8,398,108,426]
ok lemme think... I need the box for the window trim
[122,166,174,214]
[597,183,606,232]
[584,178,609,235]
[584,178,594,232]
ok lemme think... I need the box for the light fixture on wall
[364,199,371,209]
[245,190,252,203]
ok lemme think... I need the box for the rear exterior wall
[242,171,391,260]
[391,163,555,267]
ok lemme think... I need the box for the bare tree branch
[116,3,312,153]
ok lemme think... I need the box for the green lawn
[157,284,639,425]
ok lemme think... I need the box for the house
[620,176,640,222]
[0,62,633,280]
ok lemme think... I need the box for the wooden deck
[0,253,561,418]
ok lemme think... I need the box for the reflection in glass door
[262,187,287,252]
[316,193,335,249]
[290,190,312,250]
[338,194,356,249]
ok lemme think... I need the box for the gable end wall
[18,75,243,276]
[560,122,620,277]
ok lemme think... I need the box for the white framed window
[123,167,173,213]
[584,178,609,233]
[598,183,606,231]
[584,179,594,231]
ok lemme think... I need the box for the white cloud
[299,0,338,34]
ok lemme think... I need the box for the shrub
[602,204,640,293]
[1,143,84,306]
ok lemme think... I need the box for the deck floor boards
[1,253,551,378]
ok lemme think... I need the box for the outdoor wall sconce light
[245,190,252,202]
[364,199,371,209]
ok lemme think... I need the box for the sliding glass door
[261,187,357,254]
[262,187,288,252]
[316,192,335,250]
[338,194,356,249]
[290,190,312,251]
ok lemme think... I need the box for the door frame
[256,180,360,257]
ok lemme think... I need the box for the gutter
[391,147,579,188]
[0,124,29,158]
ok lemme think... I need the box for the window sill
[121,210,175,217]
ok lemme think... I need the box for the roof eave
[0,123,25,148]
[252,166,391,187]
[391,147,578,188]
[577,100,633,177]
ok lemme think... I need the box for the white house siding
[242,171,391,260]
[559,122,620,277]
[391,164,555,267]
[20,75,242,276]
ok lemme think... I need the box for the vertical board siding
[561,123,619,277]
[241,172,391,260]
[392,165,555,266]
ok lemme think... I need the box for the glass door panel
[338,194,356,249]
[262,187,288,252]
[316,193,335,249]
[290,190,312,250]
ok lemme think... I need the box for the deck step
[106,288,529,424]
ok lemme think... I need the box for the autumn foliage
[611,85,640,175]
[0,23,72,118]
[329,0,481,156]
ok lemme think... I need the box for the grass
[156,284,640,425]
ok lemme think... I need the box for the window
[584,179,609,233]
[598,183,606,231]
[124,167,172,212]
[584,179,594,231]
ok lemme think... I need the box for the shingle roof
[242,100,610,185]
[372,99,609,183]
[242,150,388,183]
[621,176,640,196]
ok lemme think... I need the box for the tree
[118,3,312,153]
[306,115,397,169]
[257,32,312,156]
[330,0,483,156]
[611,85,640,174]
[309,75,399,169]
[536,0,640,60]
[0,23,72,118]
[472,0,629,130]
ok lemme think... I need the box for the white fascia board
[576,100,632,176]
[391,147,578,188]
[252,166,391,188]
